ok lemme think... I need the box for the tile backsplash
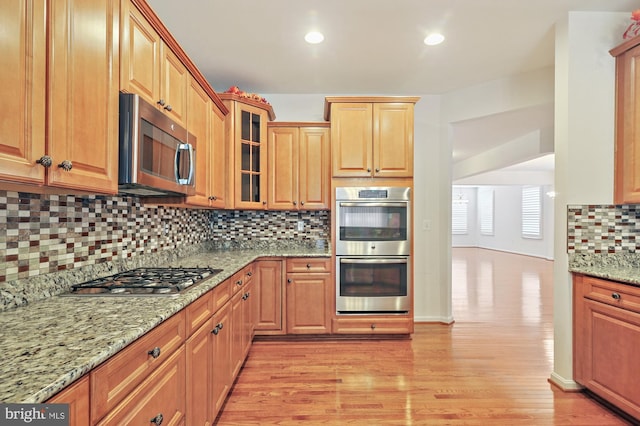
[567,204,640,253]
[0,191,330,283]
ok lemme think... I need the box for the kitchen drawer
[332,316,413,334]
[97,346,186,426]
[582,275,640,314]
[213,278,231,312]
[286,257,331,273]
[185,291,214,337]
[91,311,185,424]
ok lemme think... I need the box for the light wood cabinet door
[211,301,232,416]
[330,103,373,177]
[268,126,298,209]
[234,102,268,209]
[612,41,640,203]
[253,260,283,334]
[373,103,414,177]
[47,376,90,426]
[209,106,227,208]
[186,317,215,426]
[160,45,188,127]
[47,0,119,193]
[0,0,46,185]
[185,77,211,207]
[299,127,330,209]
[286,272,331,334]
[120,0,161,106]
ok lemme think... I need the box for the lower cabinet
[254,259,284,334]
[573,274,640,420]
[285,258,332,334]
[47,375,90,426]
[331,315,413,334]
[211,302,232,416]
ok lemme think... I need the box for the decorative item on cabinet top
[623,9,640,40]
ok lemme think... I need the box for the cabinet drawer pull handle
[236,280,243,286]
[306,263,311,269]
[148,347,161,359]
[58,160,73,171]
[367,168,371,172]
[36,155,52,168]
[247,271,252,277]
[612,292,621,300]
[371,323,376,330]
[164,104,172,112]
[301,201,305,205]
[150,413,163,425]
[157,99,165,106]
[375,168,380,173]
[287,278,292,284]
[293,201,297,205]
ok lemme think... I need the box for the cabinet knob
[300,201,305,206]
[293,201,297,206]
[247,271,252,277]
[375,168,380,173]
[262,201,267,205]
[212,195,217,201]
[612,292,621,300]
[157,99,165,106]
[212,323,223,334]
[287,278,292,284]
[367,168,371,172]
[236,280,243,286]
[371,323,376,330]
[306,263,311,269]
[36,155,53,168]
[150,413,164,425]
[164,104,173,112]
[58,160,73,171]
[147,347,161,359]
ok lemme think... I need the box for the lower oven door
[336,256,411,314]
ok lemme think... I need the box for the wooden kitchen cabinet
[0,0,119,193]
[267,123,330,210]
[185,77,212,207]
[91,312,185,424]
[97,346,186,426]
[186,316,215,426]
[47,375,90,426]
[254,259,284,335]
[611,37,640,204]
[332,315,414,334]
[324,97,419,178]
[285,258,332,334]
[220,94,276,209]
[573,273,640,419]
[0,0,46,185]
[120,0,188,127]
[208,104,228,208]
[211,301,232,417]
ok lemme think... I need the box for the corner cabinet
[220,94,276,209]
[573,273,640,420]
[267,122,331,210]
[324,97,419,178]
[611,36,640,204]
[0,0,119,194]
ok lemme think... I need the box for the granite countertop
[0,246,329,403]
[569,253,640,287]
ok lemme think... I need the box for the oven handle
[339,258,408,265]
[338,202,407,208]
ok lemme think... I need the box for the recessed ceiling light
[305,31,324,44]
[424,33,445,46]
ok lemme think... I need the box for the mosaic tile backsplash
[567,204,640,253]
[0,191,330,283]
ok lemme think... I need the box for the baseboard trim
[414,315,454,325]
[548,371,583,392]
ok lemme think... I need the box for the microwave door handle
[338,202,407,208]
[175,143,194,185]
[340,258,408,265]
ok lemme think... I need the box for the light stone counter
[569,253,640,286]
[0,246,329,403]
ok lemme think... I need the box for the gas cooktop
[66,267,222,296]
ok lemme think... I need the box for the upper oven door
[336,199,410,255]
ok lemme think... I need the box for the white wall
[453,185,555,260]
[550,11,624,390]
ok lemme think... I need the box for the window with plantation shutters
[451,198,468,235]
[478,188,494,236]
[522,186,542,239]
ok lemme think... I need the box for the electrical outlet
[297,221,305,231]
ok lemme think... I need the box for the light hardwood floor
[215,248,634,425]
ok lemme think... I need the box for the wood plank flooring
[215,248,634,425]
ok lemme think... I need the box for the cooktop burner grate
[67,267,223,296]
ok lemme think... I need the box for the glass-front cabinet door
[220,94,274,209]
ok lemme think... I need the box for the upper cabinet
[0,0,119,194]
[120,0,188,127]
[325,97,419,178]
[611,37,640,204]
[267,123,330,210]
[220,94,276,209]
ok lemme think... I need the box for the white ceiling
[147,0,636,178]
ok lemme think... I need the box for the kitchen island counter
[0,246,329,403]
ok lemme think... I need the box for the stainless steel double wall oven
[335,187,411,314]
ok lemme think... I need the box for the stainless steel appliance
[118,93,196,197]
[65,267,221,296]
[335,187,411,314]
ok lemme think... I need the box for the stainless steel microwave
[118,93,196,197]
